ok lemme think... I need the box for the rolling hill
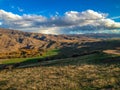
[0,28,99,58]
[0,52,120,90]
[0,28,120,90]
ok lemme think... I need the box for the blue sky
[0,0,120,18]
[0,0,120,34]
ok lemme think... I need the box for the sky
[0,0,120,34]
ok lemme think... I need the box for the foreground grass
[0,53,120,90]
[0,65,120,90]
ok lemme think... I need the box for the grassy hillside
[0,52,120,90]
[0,49,59,64]
[0,28,120,90]
[0,28,99,59]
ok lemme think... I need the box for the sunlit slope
[0,52,120,90]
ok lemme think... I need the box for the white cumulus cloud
[0,9,120,34]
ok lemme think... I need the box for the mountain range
[0,28,120,58]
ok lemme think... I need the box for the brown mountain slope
[0,28,99,58]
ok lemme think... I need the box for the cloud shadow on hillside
[1,40,120,70]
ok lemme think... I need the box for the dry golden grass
[0,64,120,90]
[103,50,120,55]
